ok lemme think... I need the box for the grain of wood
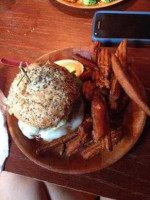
[1,0,150,200]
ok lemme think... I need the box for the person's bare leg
[0,171,49,200]
[101,197,115,200]
[45,182,96,200]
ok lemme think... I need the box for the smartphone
[92,11,150,44]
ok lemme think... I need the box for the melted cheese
[18,100,84,141]
[18,121,39,139]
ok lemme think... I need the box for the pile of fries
[36,40,150,159]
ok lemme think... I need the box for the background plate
[55,0,124,9]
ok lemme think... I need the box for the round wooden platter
[7,48,146,174]
[55,0,124,9]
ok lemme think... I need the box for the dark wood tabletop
[1,0,150,199]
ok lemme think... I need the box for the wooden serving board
[7,48,146,174]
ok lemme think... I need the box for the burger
[6,62,84,142]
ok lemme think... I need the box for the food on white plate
[82,0,97,6]
[101,0,114,2]
[64,0,115,6]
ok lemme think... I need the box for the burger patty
[7,63,80,128]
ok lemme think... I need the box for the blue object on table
[92,10,150,45]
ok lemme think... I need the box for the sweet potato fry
[36,132,77,155]
[109,75,122,110]
[72,54,98,70]
[65,118,93,156]
[82,80,95,101]
[109,75,121,100]
[93,48,111,89]
[111,54,150,116]
[92,70,110,89]
[53,144,65,156]
[102,134,112,151]
[79,117,93,133]
[115,39,127,68]
[79,70,92,80]
[81,132,113,160]
[97,48,111,77]
[92,93,111,142]
[65,133,86,157]
[111,126,123,146]
[90,41,101,62]
[108,40,127,110]
[81,142,101,159]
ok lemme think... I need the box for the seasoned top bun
[7,63,80,128]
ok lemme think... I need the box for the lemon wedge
[54,59,84,77]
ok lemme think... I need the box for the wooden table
[1,0,150,199]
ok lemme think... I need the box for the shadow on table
[0,66,7,93]
[48,0,138,18]
[129,116,150,157]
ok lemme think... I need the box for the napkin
[0,90,9,173]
